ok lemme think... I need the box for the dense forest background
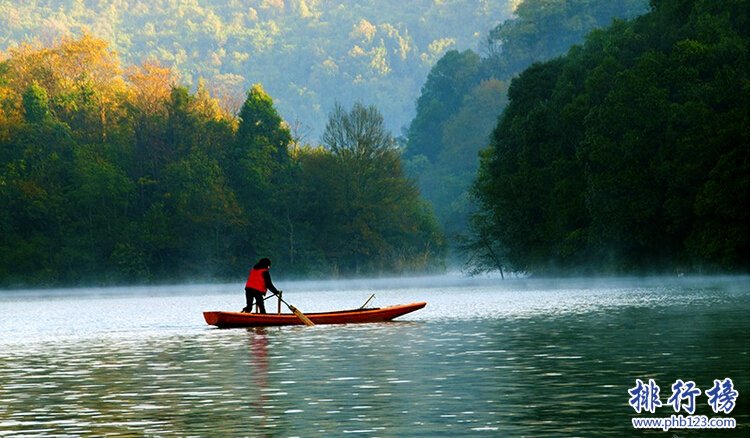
[402,0,649,246]
[470,0,748,275]
[0,0,516,140]
[0,37,443,286]
[1,0,748,287]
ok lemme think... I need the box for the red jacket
[245,267,268,293]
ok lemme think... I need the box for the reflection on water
[0,276,747,436]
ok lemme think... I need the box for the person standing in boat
[241,258,280,314]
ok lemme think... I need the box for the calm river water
[0,275,747,436]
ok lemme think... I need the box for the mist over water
[0,275,747,436]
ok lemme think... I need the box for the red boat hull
[203,302,426,327]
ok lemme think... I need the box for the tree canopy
[403,0,649,246]
[471,0,749,275]
[0,36,444,287]
[0,0,517,140]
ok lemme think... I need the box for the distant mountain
[0,0,515,139]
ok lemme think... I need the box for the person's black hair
[256,258,271,268]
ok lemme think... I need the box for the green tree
[0,83,75,284]
[319,102,444,273]
[423,78,509,241]
[405,0,649,252]
[163,150,246,277]
[473,60,588,274]
[0,35,452,286]
[228,84,294,266]
[66,144,135,280]
[22,82,51,123]
[405,50,481,161]
[472,0,748,275]
[484,0,647,76]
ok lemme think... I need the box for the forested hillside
[2,0,746,285]
[403,0,649,245]
[0,36,443,286]
[471,0,749,275]
[0,0,515,139]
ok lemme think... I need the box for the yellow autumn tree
[2,33,128,141]
[191,77,227,123]
[125,60,175,117]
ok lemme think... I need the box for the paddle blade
[289,305,315,326]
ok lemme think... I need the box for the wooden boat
[203,302,427,328]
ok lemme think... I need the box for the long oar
[271,291,315,326]
[358,294,375,309]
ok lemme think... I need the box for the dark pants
[243,288,266,314]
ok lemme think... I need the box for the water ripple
[0,277,748,436]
